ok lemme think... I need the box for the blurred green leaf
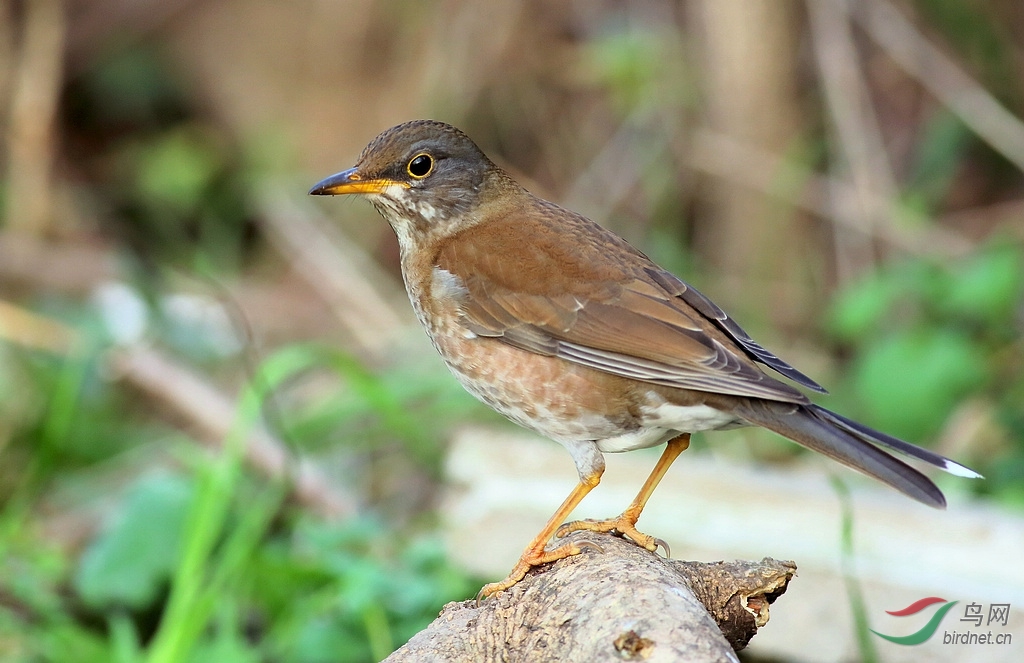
[134,127,224,215]
[75,473,192,609]
[108,612,142,663]
[32,621,113,663]
[907,111,971,209]
[942,244,1024,325]
[827,259,951,343]
[582,28,692,115]
[290,616,371,663]
[145,342,311,663]
[184,602,260,663]
[852,329,989,440]
[828,273,901,342]
[252,514,475,663]
[69,46,186,129]
[986,453,1024,508]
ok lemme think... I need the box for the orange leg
[477,468,604,600]
[556,433,690,555]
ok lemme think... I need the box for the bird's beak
[308,167,408,196]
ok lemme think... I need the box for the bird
[309,119,980,599]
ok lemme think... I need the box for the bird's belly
[442,339,635,442]
[598,402,743,453]
[413,308,636,441]
[595,428,677,453]
[639,399,742,432]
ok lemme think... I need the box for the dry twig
[256,183,409,362]
[853,0,1024,174]
[5,0,67,234]
[807,0,900,281]
[687,129,973,257]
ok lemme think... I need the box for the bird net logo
[871,597,1013,646]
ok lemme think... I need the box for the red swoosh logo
[886,597,947,616]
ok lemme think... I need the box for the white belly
[597,397,743,453]
[642,401,741,431]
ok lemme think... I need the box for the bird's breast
[399,263,745,449]
[398,263,637,441]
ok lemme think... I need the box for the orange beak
[308,167,408,196]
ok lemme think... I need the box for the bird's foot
[555,513,670,557]
[475,538,603,603]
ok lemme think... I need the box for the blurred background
[1,0,1023,661]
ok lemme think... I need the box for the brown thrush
[309,120,979,598]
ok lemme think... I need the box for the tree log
[385,532,796,663]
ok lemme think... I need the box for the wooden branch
[385,532,796,663]
[855,0,1024,175]
[5,0,67,234]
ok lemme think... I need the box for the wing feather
[436,203,818,404]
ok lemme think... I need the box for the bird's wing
[641,266,828,393]
[436,206,820,403]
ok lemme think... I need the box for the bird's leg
[476,467,604,601]
[556,433,690,555]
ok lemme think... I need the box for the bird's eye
[407,153,434,179]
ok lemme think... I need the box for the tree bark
[385,532,796,663]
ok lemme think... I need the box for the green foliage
[1,330,151,495]
[132,128,226,219]
[75,473,192,609]
[110,122,250,272]
[580,27,694,117]
[905,111,972,213]
[279,344,486,469]
[852,328,986,439]
[943,243,1024,324]
[827,243,1024,490]
[0,327,478,662]
[0,504,110,663]
[255,518,473,663]
[66,47,186,129]
[65,45,253,272]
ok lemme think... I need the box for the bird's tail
[730,400,981,509]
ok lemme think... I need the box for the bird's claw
[475,538,603,605]
[555,513,667,556]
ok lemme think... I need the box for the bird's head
[310,120,508,251]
